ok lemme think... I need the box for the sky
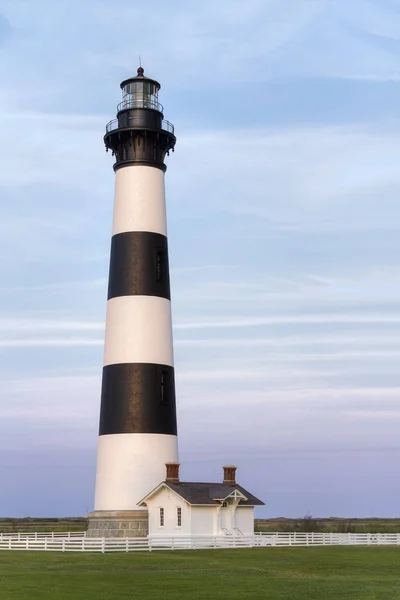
[0,0,400,518]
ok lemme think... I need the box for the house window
[177,507,182,527]
[159,507,164,527]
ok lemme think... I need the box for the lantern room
[119,67,162,112]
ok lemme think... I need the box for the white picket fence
[257,532,400,547]
[0,531,400,552]
[0,531,86,542]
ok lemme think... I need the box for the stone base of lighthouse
[86,510,148,538]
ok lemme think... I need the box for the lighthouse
[88,67,178,538]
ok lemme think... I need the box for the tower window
[177,507,182,527]
[159,507,164,527]
[160,371,168,405]
[156,251,163,282]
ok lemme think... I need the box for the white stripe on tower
[112,165,167,236]
[93,68,178,512]
[103,295,174,367]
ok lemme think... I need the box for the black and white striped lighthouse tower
[88,68,178,538]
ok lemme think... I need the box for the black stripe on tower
[107,232,170,300]
[99,363,177,435]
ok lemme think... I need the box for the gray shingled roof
[165,482,264,506]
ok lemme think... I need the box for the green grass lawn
[0,547,399,599]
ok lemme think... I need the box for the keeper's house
[138,463,264,537]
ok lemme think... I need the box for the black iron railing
[105,118,174,135]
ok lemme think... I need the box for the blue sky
[1,0,400,518]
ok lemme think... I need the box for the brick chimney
[223,465,237,485]
[165,462,180,483]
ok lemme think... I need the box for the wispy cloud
[0,319,104,333]
[0,338,103,348]
[175,313,400,329]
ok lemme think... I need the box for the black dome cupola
[104,67,176,172]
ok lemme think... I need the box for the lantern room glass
[121,81,160,110]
